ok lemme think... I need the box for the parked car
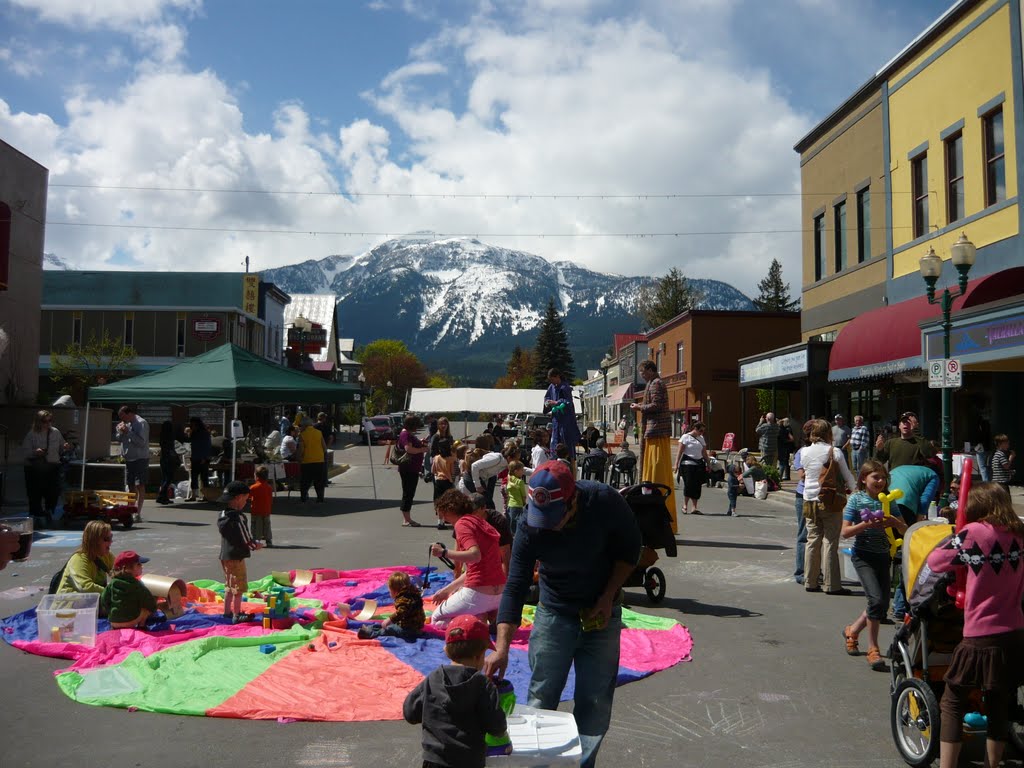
[524,414,552,432]
[359,416,394,444]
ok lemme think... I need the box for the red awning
[828,267,1024,382]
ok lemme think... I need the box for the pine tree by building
[753,258,800,311]
[638,267,703,330]
[532,298,575,387]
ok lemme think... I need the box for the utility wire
[48,182,910,199]
[46,220,910,237]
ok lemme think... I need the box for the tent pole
[464,412,469,438]
[364,397,378,501]
[81,401,91,491]
[231,401,238,482]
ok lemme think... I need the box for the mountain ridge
[262,236,756,382]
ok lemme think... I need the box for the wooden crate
[65,490,137,508]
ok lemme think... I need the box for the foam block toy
[258,644,276,654]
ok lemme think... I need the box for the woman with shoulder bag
[800,419,857,595]
[22,410,69,527]
[397,415,429,526]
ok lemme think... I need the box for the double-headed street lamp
[919,232,976,506]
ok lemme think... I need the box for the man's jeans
[794,492,807,582]
[977,450,990,482]
[852,446,869,473]
[528,603,622,768]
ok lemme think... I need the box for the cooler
[37,593,99,646]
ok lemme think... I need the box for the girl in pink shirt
[925,483,1024,768]
[428,489,506,629]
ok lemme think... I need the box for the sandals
[866,646,886,670]
[402,520,422,527]
[842,626,859,655]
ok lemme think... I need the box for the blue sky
[0,0,954,292]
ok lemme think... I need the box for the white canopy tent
[408,387,583,436]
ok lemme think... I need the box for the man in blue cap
[483,460,642,768]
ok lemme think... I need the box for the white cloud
[8,0,200,29]
[5,0,931,297]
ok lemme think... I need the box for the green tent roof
[88,344,362,405]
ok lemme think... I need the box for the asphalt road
[2,434,1018,768]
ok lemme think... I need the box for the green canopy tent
[85,344,368,490]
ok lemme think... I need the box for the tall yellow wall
[888,1,1018,277]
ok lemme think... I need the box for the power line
[48,182,911,199]
[46,220,910,237]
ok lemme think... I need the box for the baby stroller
[619,482,677,603]
[888,520,1024,766]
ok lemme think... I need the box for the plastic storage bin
[38,593,99,646]
[486,704,581,766]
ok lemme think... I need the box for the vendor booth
[81,343,363,495]
[407,387,582,437]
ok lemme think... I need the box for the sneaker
[866,646,886,671]
[726,509,734,516]
[826,588,853,596]
[437,521,446,530]
[232,614,254,624]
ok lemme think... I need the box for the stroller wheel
[644,567,666,603]
[891,678,940,767]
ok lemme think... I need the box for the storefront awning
[828,268,1024,382]
[606,383,634,405]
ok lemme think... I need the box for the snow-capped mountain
[263,236,755,382]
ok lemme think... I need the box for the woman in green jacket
[57,520,114,595]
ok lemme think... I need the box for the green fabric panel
[621,607,679,631]
[191,576,322,610]
[56,626,317,715]
[87,343,362,404]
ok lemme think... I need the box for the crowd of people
[8,387,1021,768]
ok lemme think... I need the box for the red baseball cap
[444,614,495,649]
[526,460,576,529]
[114,550,149,570]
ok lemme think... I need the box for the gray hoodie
[403,664,506,767]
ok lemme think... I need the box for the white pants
[430,587,504,627]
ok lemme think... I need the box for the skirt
[944,630,1024,692]
[641,436,677,533]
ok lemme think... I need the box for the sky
[1,0,953,295]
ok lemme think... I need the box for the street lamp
[386,380,393,412]
[599,354,614,441]
[919,232,976,506]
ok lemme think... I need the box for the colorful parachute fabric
[1,566,693,722]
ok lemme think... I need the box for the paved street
[1,437,1019,768]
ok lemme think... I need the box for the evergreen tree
[638,267,703,330]
[753,258,800,311]
[495,345,534,388]
[532,299,575,387]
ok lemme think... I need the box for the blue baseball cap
[526,460,576,529]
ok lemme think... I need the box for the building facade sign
[243,274,259,315]
[287,327,328,347]
[926,311,1024,361]
[619,342,637,385]
[192,317,222,340]
[739,349,808,385]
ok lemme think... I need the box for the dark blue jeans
[528,603,622,768]
[794,492,807,582]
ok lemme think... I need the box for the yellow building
[791,0,1024,444]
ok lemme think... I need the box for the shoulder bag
[818,449,840,506]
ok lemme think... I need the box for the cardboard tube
[353,599,377,621]
[140,574,188,618]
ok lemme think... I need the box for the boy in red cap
[403,614,509,767]
[100,550,156,629]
